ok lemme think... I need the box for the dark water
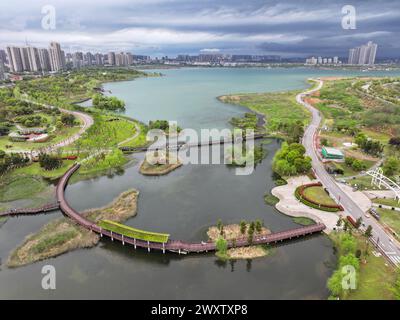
[2,67,399,299]
[0,142,336,299]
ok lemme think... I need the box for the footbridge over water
[55,164,326,254]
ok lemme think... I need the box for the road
[298,79,400,266]
[8,99,94,155]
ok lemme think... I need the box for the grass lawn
[330,231,397,300]
[348,175,376,190]
[377,208,400,236]
[373,198,400,208]
[0,125,81,152]
[293,217,315,226]
[303,186,337,206]
[218,90,310,135]
[0,175,47,202]
[12,160,75,180]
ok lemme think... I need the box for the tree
[355,217,362,229]
[38,153,62,171]
[389,137,400,148]
[341,233,357,254]
[364,225,373,238]
[217,219,224,235]
[215,237,228,258]
[240,220,246,235]
[255,219,263,233]
[336,217,342,228]
[383,157,400,177]
[61,113,76,126]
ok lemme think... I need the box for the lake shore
[7,189,139,268]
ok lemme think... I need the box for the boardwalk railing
[0,202,60,217]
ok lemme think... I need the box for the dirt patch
[208,223,272,260]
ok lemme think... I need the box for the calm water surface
[1,67,399,299]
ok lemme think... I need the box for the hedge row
[295,183,343,212]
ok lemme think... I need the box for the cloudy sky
[0,0,399,58]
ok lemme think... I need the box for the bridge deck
[0,202,59,217]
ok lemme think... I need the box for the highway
[298,79,400,266]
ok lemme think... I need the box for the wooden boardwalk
[0,202,59,217]
[56,164,326,254]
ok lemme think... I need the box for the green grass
[32,230,78,254]
[293,217,315,226]
[219,90,310,135]
[0,175,47,202]
[264,194,279,206]
[373,198,400,208]
[98,219,170,243]
[11,160,75,180]
[377,208,400,237]
[302,186,337,206]
[0,124,81,151]
[329,231,396,300]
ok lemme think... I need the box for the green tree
[364,225,373,238]
[240,220,247,235]
[383,157,400,177]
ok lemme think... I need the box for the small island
[139,150,182,176]
[207,220,272,260]
[7,189,139,268]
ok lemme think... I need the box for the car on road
[364,213,371,218]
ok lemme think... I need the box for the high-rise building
[0,58,6,80]
[348,41,377,65]
[38,48,51,71]
[27,47,41,71]
[0,49,7,65]
[48,42,65,71]
[95,53,103,65]
[6,46,23,72]
[108,52,116,65]
[20,47,31,71]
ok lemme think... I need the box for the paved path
[6,98,94,155]
[299,79,400,266]
[117,122,141,147]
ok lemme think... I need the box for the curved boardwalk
[56,164,326,254]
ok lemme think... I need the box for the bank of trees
[272,142,312,177]
[0,151,29,175]
[38,154,63,171]
[92,94,125,111]
[355,133,384,156]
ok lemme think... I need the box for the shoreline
[7,189,139,268]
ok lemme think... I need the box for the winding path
[299,79,400,266]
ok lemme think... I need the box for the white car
[364,213,371,218]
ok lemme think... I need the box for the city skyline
[0,0,399,58]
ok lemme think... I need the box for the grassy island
[207,222,272,260]
[139,151,182,176]
[7,189,139,268]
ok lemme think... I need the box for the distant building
[38,48,51,71]
[107,52,116,65]
[6,46,23,72]
[348,41,377,65]
[0,58,6,80]
[321,147,344,160]
[48,42,65,71]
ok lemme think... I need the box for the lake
[1,67,399,299]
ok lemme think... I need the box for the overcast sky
[0,0,399,57]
